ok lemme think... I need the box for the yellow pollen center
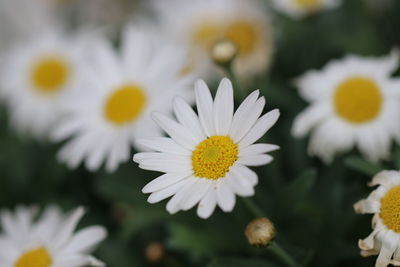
[192,136,238,180]
[294,0,322,9]
[30,56,70,94]
[334,77,382,124]
[193,21,221,48]
[380,185,400,233]
[225,21,259,54]
[15,247,52,267]
[104,84,147,125]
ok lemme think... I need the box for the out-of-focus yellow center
[380,185,400,233]
[104,84,147,125]
[15,247,52,267]
[225,21,258,54]
[294,0,322,9]
[30,56,70,94]
[192,136,238,180]
[193,21,221,48]
[334,77,382,124]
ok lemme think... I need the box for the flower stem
[242,197,265,218]
[268,242,298,267]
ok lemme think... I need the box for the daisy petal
[213,78,233,135]
[197,188,217,219]
[195,80,215,137]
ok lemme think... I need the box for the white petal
[152,112,197,150]
[166,177,198,214]
[237,154,273,166]
[195,80,215,137]
[181,179,212,211]
[197,187,217,219]
[216,179,236,212]
[147,177,191,203]
[369,171,400,187]
[230,95,265,142]
[213,78,233,135]
[291,103,330,137]
[53,207,85,250]
[225,172,254,197]
[173,97,206,140]
[376,231,399,267]
[239,143,280,157]
[239,109,280,148]
[62,226,107,254]
[231,164,258,186]
[135,137,191,155]
[142,172,193,193]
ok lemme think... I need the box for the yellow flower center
[193,21,221,48]
[294,0,322,9]
[334,77,382,124]
[225,20,259,54]
[192,136,238,180]
[30,56,70,94]
[15,247,52,267]
[380,185,400,233]
[104,84,147,125]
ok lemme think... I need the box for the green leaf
[344,156,383,176]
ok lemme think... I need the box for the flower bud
[211,39,238,66]
[145,242,165,263]
[245,217,276,247]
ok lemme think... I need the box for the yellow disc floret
[334,76,382,124]
[192,136,238,180]
[225,20,259,55]
[104,84,147,125]
[193,21,222,48]
[15,247,52,267]
[380,185,400,233]
[295,0,322,9]
[31,56,70,94]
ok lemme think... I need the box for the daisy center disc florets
[14,247,52,267]
[334,76,382,124]
[104,84,147,125]
[30,56,70,94]
[380,185,400,233]
[295,0,322,9]
[192,136,238,180]
[225,20,259,55]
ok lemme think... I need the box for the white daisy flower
[133,78,280,219]
[151,0,274,80]
[354,170,400,267]
[270,0,341,19]
[0,29,89,139]
[0,205,107,267]
[292,50,400,163]
[51,25,194,172]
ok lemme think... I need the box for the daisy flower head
[292,50,400,163]
[270,0,341,19]
[51,24,194,172]
[133,78,280,219]
[0,29,89,139]
[354,170,400,267]
[151,0,274,80]
[0,205,107,267]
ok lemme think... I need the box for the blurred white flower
[0,29,89,139]
[354,170,400,267]
[292,50,400,163]
[134,78,279,219]
[150,0,274,80]
[0,206,107,267]
[270,0,341,19]
[52,25,194,172]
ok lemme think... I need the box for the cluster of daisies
[2,0,400,267]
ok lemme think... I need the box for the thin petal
[213,78,233,135]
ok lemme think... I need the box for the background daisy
[292,50,400,163]
[150,0,274,80]
[354,170,400,267]
[0,205,107,267]
[134,78,280,219]
[52,25,194,172]
[0,29,90,139]
[271,0,342,19]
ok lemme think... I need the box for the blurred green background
[1,0,400,266]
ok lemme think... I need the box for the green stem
[242,197,266,218]
[225,63,246,101]
[268,242,298,267]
